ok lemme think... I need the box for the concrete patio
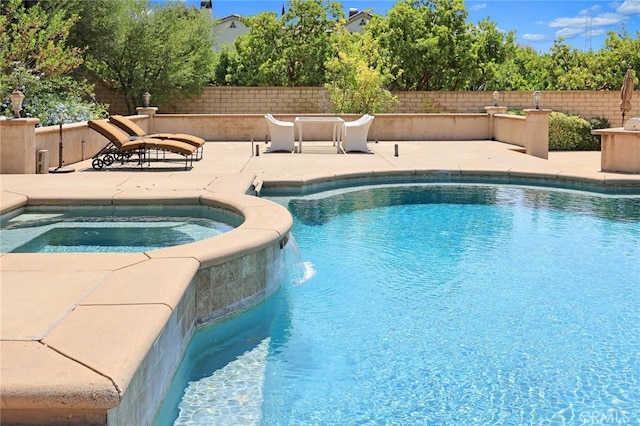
[1,139,639,425]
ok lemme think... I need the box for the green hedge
[549,112,608,151]
[507,110,609,151]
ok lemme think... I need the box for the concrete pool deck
[2,139,640,425]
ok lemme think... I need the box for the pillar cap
[484,106,507,114]
[135,107,158,116]
[0,117,40,126]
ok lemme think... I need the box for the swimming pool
[154,184,640,425]
[0,205,242,253]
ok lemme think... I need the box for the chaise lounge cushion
[88,120,196,156]
[108,115,205,149]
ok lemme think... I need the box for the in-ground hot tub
[1,204,243,253]
[0,193,294,426]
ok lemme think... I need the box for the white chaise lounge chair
[341,114,375,153]
[265,114,295,153]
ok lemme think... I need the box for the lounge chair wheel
[92,158,104,170]
[103,155,114,166]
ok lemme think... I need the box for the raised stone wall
[95,84,638,129]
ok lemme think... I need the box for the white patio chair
[341,114,375,153]
[264,114,295,153]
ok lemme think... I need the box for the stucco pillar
[523,109,551,159]
[136,106,158,133]
[592,127,640,173]
[0,117,41,174]
[484,106,507,140]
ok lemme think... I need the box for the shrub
[549,112,607,151]
[506,109,608,151]
[1,63,108,125]
[324,51,398,114]
[549,112,587,150]
[585,117,610,150]
[421,98,445,113]
[29,92,109,126]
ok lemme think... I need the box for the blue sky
[163,0,640,52]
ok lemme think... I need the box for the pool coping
[2,140,640,425]
[257,168,640,196]
[0,187,292,424]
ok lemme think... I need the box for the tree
[490,45,548,90]
[79,0,216,113]
[225,0,343,87]
[64,0,124,59]
[0,0,82,79]
[230,11,285,86]
[547,44,613,90]
[598,30,640,88]
[366,0,473,91]
[466,19,516,90]
[279,0,343,86]
[324,30,397,113]
[541,39,589,90]
[211,45,241,86]
[0,0,107,124]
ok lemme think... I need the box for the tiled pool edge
[111,194,293,425]
[0,192,293,425]
[260,169,640,196]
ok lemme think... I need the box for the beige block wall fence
[97,85,638,126]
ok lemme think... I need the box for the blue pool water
[154,184,640,425]
[0,205,242,253]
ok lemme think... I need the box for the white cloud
[547,13,622,29]
[522,33,546,42]
[470,3,487,11]
[547,16,588,27]
[546,9,628,41]
[591,12,628,26]
[580,4,601,15]
[555,27,586,39]
[617,1,640,14]
[587,28,607,37]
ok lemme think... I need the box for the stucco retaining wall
[34,122,108,170]
[0,112,549,173]
[494,114,526,147]
[152,113,492,142]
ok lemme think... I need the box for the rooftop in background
[152,0,640,53]
[212,7,371,51]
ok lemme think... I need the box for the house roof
[346,10,373,25]
[217,14,242,23]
